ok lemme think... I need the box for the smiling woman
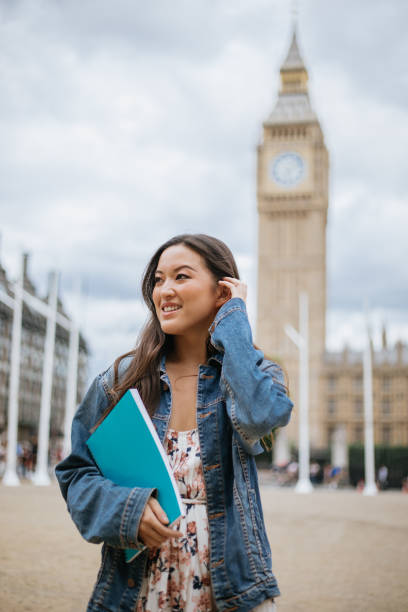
[55,233,293,612]
[153,246,223,338]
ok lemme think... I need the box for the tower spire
[281,28,306,73]
[280,28,308,94]
[265,22,316,125]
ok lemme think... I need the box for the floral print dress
[136,428,214,612]
[135,428,277,612]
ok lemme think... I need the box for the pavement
[0,481,407,611]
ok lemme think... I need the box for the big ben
[256,29,329,450]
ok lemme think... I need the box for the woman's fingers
[148,496,169,524]
[147,498,181,536]
[138,497,181,548]
[140,526,162,547]
[218,277,247,302]
[140,521,181,548]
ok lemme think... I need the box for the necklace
[172,373,199,385]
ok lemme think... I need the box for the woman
[56,234,293,612]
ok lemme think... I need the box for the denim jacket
[55,298,293,612]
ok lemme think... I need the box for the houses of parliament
[256,29,408,452]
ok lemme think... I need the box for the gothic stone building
[256,30,408,451]
[0,254,89,441]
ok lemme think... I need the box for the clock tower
[256,29,329,449]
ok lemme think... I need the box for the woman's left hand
[218,277,247,303]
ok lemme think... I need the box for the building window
[328,398,336,415]
[382,377,391,392]
[354,425,363,443]
[354,398,363,415]
[327,375,337,391]
[382,426,391,445]
[327,426,336,444]
[381,398,391,415]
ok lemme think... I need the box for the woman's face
[152,244,223,337]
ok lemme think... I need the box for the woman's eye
[154,277,163,285]
[176,273,189,280]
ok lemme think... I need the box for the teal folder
[86,388,185,563]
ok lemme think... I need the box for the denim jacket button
[162,383,169,391]
[127,578,136,588]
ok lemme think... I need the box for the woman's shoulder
[99,353,135,390]
[76,354,135,431]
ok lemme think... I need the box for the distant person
[377,465,388,490]
[286,460,298,484]
[323,463,332,486]
[55,234,293,611]
[310,461,321,484]
[329,466,342,489]
[16,442,23,477]
[0,439,6,476]
[31,437,38,470]
[21,442,32,479]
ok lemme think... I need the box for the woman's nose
[161,279,176,296]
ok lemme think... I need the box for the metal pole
[285,292,313,493]
[62,281,80,458]
[32,271,58,486]
[2,256,24,486]
[295,292,313,493]
[363,305,377,495]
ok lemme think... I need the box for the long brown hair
[95,234,240,428]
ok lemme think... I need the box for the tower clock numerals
[269,151,306,187]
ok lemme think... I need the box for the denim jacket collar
[158,346,224,375]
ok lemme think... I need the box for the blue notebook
[86,388,185,563]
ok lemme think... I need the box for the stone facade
[0,254,88,440]
[322,339,408,448]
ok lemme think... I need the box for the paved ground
[0,481,407,611]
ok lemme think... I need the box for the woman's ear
[215,282,231,308]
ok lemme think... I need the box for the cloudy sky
[1,0,407,380]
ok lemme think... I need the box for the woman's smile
[161,302,182,316]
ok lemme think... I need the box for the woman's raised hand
[218,277,247,303]
[138,496,181,548]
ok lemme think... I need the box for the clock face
[269,152,306,187]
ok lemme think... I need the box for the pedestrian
[323,463,332,486]
[285,460,298,485]
[55,234,293,612]
[329,466,342,489]
[309,462,320,485]
[377,465,388,491]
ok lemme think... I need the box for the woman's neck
[168,331,208,367]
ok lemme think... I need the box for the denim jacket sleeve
[209,297,293,455]
[55,366,154,549]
